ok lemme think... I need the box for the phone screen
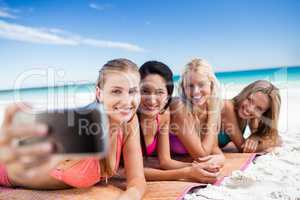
[15,102,108,157]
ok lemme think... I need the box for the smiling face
[238,91,270,120]
[96,71,140,124]
[183,72,211,107]
[140,74,168,117]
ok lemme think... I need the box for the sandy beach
[183,82,300,200]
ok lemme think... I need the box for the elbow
[128,177,146,198]
[140,180,147,194]
[159,158,172,170]
[139,180,147,198]
[158,154,179,170]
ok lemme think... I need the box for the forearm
[201,97,221,155]
[144,167,188,181]
[159,156,191,170]
[227,130,245,152]
[256,136,282,152]
[201,131,217,155]
[179,129,212,158]
[8,170,69,190]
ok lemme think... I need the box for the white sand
[185,143,300,200]
[184,82,300,200]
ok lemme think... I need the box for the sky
[0,0,299,90]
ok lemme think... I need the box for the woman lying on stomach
[169,58,225,166]
[0,59,146,200]
[219,80,282,153]
[138,61,220,183]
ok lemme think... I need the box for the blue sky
[0,0,299,89]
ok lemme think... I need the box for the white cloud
[0,8,17,19]
[0,20,77,45]
[0,20,144,52]
[82,38,144,52]
[89,3,112,11]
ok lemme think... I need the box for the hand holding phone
[13,102,109,158]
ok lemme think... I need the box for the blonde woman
[0,59,146,200]
[169,58,225,166]
[219,80,281,153]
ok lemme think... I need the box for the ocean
[0,66,299,108]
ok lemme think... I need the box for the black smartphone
[13,102,108,158]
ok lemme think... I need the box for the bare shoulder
[222,100,235,117]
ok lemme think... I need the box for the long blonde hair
[96,58,140,177]
[179,58,221,134]
[233,80,281,142]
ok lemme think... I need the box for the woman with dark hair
[138,61,220,183]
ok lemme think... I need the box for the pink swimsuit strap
[145,115,160,156]
[169,133,188,155]
[0,163,11,187]
[114,130,123,172]
[50,129,123,188]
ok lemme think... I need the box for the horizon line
[0,65,299,92]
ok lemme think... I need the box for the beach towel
[0,153,256,200]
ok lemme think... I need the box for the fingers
[241,143,245,150]
[198,167,220,178]
[242,140,250,153]
[189,165,219,183]
[0,141,53,164]
[193,161,221,172]
[243,139,258,153]
[19,155,51,169]
[0,124,48,145]
[253,141,258,152]
[203,164,221,173]
[248,141,255,152]
[15,141,53,158]
[196,156,212,162]
[10,124,48,139]
[203,166,220,173]
[195,155,224,167]
[250,141,258,153]
[2,103,31,126]
[192,162,220,177]
[0,146,17,163]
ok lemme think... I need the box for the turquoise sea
[0,66,299,105]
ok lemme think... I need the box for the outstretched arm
[0,103,69,190]
[157,110,191,170]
